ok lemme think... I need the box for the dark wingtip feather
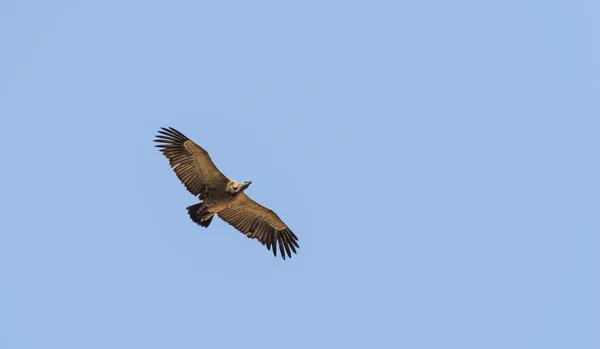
[160,126,171,132]
[156,127,187,140]
[282,236,292,258]
[279,239,286,260]
[169,127,184,136]
[271,231,278,257]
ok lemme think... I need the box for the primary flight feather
[154,127,299,259]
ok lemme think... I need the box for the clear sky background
[1,1,598,348]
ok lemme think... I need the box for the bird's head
[237,181,252,193]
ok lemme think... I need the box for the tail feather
[186,203,214,228]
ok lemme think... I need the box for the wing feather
[217,194,299,259]
[154,127,229,197]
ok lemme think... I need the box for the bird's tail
[186,203,214,228]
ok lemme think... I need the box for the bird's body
[154,127,299,259]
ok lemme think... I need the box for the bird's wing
[217,194,299,259]
[154,127,229,197]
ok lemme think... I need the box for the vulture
[154,127,299,259]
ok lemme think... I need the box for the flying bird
[154,127,299,259]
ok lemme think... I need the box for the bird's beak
[237,181,252,193]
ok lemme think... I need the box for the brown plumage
[154,127,299,259]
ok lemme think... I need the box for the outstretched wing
[217,194,299,259]
[154,127,229,197]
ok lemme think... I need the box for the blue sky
[1,1,598,348]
